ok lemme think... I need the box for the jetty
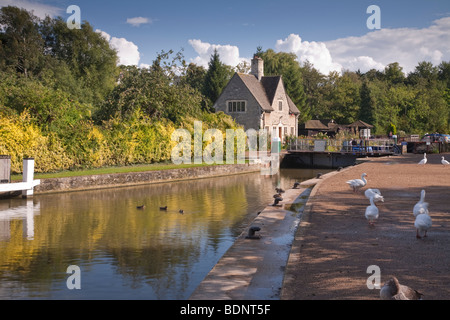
[0,157,40,198]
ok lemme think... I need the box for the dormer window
[228,100,246,113]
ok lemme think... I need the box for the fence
[288,138,396,154]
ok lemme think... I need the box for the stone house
[212,56,300,142]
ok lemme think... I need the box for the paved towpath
[281,153,450,300]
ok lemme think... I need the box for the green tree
[300,60,327,120]
[43,17,119,106]
[0,6,43,78]
[359,81,375,125]
[407,61,439,87]
[438,61,450,88]
[384,62,405,85]
[97,51,204,124]
[323,71,361,124]
[202,49,232,109]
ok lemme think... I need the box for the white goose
[346,173,368,193]
[380,277,423,300]
[364,188,384,203]
[365,195,379,226]
[415,211,432,239]
[413,189,428,217]
[441,156,450,166]
[418,153,427,165]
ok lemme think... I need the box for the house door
[279,127,283,142]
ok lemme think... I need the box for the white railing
[0,158,40,198]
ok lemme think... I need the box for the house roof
[237,73,273,112]
[300,120,330,130]
[348,120,374,128]
[236,73,300,115]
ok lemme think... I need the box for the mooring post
[22,158,35,198]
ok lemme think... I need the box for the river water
[0,168,326,300]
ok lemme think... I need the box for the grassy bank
[10,162,221,181]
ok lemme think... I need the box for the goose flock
[344,153,447,299]
[347,171,433,238]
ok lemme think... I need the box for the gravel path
[281,153,450,300]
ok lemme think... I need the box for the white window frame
[227,100,247,113]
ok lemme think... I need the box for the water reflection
[0,168,327,299]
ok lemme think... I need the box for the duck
[441,156,450,166]
[346,173,368,193]
[179,209,184,214]
[418,153,427,165]
[292,182,300,189]
[275,187,285,194]
[136,205,145,209]
[380,277,423,300]
[413,189,428,217]
[273,196,283,206]
[364,188,384,203]
[415,211,432,239]
[365,195,379,226]
[159,206,168,210]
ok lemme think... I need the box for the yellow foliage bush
[0,111,73,173]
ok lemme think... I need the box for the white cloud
[274,17,450,75]
[188,39,249,68]
[0,0,63,18]
[325,17,450,74]
[126,16,152,27]
[96,29,140,66]
[275,34,342,75]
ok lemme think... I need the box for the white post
[22,158,35,198]
[24,200,35,240]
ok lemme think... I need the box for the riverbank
[30,163,261,195]
[189,185,313,300]
[281,153,450,300]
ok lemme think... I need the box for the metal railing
[288,138,396,154]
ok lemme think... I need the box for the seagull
[365,195,379,226]
[346,173,368,193]
[418,153,427,165]
[413,189,428,217]
[380,277,423,300]
[365,188,384,203]
[441,156,450,166]
[415,210,432,239]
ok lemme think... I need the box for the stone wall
[34,163,262,194]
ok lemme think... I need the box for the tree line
[0,6,239,173]
[1,6,449,172]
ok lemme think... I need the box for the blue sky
[2,0,450,74]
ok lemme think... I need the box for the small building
[212,56,300,142]
[298,119,339,137]
[348,120,374,138]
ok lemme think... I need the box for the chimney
[250,56,264,81]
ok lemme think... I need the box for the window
[291,127,294,135]
[227,101,246,113]
[279,101,283,111]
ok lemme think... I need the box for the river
[0,168,326,300]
